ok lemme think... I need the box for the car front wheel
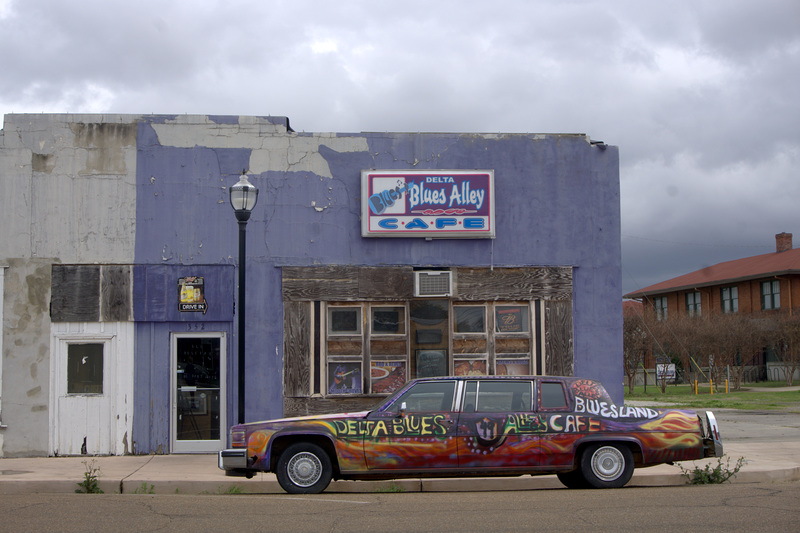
[276,442,333,494]
[579,443,634,489]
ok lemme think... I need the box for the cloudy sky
[1,0,797,295]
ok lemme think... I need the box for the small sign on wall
[178,276,207,314]
[361,170,495,238]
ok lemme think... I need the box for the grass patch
[624,383,800,411]
[134,482,155,494]
[375,482,405,493]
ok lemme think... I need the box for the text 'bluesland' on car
[218,376,723,493]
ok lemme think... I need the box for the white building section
[49,322,134,456]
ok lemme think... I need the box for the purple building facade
[0,114,620,456]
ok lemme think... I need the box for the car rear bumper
[702,411,723,457]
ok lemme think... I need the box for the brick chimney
[776,232,793,252]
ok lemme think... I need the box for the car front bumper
[218,448,248,471]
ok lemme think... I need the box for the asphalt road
[1,481,798,532]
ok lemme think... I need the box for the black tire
[276,442,333,494]
[557,468,588,489]
[579,443,634,489]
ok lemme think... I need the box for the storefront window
[321,301,537,397]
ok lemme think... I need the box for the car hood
[242,410,372,427]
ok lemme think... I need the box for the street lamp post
[230,170,258,424]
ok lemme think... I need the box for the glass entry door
[171,333,226,453]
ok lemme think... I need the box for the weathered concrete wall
[0,114,140,456]
[1,115,139,263]
[1,258,54,456]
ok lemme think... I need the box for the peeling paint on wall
[70,122,136,175]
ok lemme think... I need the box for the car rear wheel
[276,442,333,494]
[579,443,634,489]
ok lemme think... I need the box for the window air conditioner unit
[414,271,453,297]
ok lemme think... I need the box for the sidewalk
[1,410,798,494]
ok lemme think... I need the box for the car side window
[539,381,568,410]
[387,381,456,412]
[463,381,477,412]
[475,381,532,412]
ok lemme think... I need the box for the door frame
[49,322,134,456]
[170,331,227,453]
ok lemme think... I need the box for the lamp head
[230,170,259,221]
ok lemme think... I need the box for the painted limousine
[218,376,723,494]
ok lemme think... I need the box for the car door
[364,380,459,470]
[536,380,577,467]
[456,380,542,469]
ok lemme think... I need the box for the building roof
[624,247,800,298]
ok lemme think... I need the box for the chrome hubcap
[591,446,624,481]
[287,452,322,487]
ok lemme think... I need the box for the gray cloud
[2,0,797,295]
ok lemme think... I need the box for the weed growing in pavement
[679,455,745,484]
[75,459,104,494]
[218,485,243,494]
[134,482,155,494]
[375,482,405,493]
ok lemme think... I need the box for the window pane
[328,362,362,394]
[496,359,530,376]
[415,349,448,377]
[476,381,531,412]
[370,361,406,394]
[454,306,485,333]
[454,359,487,376]
[463,381,477,412]
[389,381,455,412]
[67,343,103,394]
[761,281,780,310]
[540,382,567,409]
[371,306,405,334]
[495,306,529,333]
[328,308,361,334]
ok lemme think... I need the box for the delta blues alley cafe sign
[361,170,495,238]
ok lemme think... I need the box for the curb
[112,467,800,495]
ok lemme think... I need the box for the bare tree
[774,313,800,386]
[708,314,751,391]
[654,315,701,391]
[622,305,651,394]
